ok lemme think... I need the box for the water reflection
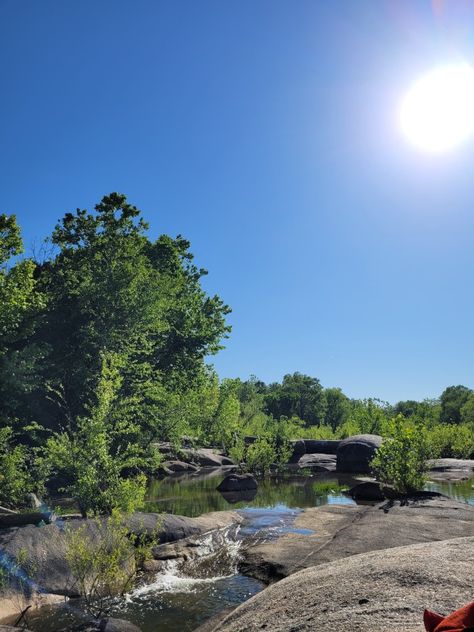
[145,471,358,518]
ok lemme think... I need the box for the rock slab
[209,537,474,632]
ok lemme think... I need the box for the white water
[128,526,243,598]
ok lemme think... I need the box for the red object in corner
[424,602,474,632]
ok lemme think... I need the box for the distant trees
[439,385,473,425]
[264,372,327,426]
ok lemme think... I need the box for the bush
[426,423,474,459]
[245,438,276,474]
[65,510,157,618]
[0,427,34,509]
[370,415,428,494]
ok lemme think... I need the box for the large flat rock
[207,536,474,632]
[241,496,474,582]
[427,458,474,482]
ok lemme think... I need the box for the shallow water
[22,470,474,632]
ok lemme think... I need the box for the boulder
[0,510,242,603]
[336,434,382,473]
[303,439,341,455]
[348,481,385,501]
[25,493,43,509]
[213,537,474,632]
[0,511,55,529]
[216,474,258,493]
[427,458,474,482]
[100,617,142,632]
[298,453,337,472]
[182,448,235,467]
[161,460,199,474]
[288,440,305,464]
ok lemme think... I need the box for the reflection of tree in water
[144,472,357,517]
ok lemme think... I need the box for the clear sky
[1,0,473,402]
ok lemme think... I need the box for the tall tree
[439,385,472,425]
[265,373,327,426]
[8,193,231,437]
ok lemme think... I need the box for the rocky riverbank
[195,494,474,631]
[0,510,242,623]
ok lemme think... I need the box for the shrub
[0,427,34,509]
[426,423,474,459]
[370,415,428,494]
[65,510,157,618]
[245,438,276,474]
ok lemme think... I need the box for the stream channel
[24,469,474,632]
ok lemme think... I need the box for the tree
[324,387,350,430]
[439,385,472,425]
[265,373,327,426]
[41,352,155,516]
[460,392,474,426]
[0,214,44,433]
[14,193,230,436]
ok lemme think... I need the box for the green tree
[460,392,474,425]
[22,193,230,436]
[42,353,155,516]
[439,385,472,425]
[324,387,350,430]
[0,214,45,434]
[265,373,327,426]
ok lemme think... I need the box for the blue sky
[1,0,473,402]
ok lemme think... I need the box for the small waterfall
[129,525,243,598]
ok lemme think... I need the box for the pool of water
[21,470,474,632]
[144,469,359,517]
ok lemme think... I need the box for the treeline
[208,374,474,461]
[0,193,473,515]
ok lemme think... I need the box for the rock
[241,495,474,583]
[336,434,382,473]
[0,627,24,631]
[25,493,43,509]
[216,474,258,493]
[348,481,385,501]
[297,453,337,472]
[182,448,235,467]
[100,617,142,632]
[152,441,175,456]
[0,506,17,515]
[302,439,341,455]
[161,460,199,474]
[214,537,474,632]
[0,511,55,529]
[0,510,242,610]
[288,440,305,464]
[427,458,474,482]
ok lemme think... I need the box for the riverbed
[23,470,474,632]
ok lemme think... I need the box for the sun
[400,63,474,153]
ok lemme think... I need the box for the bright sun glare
[400,63,474,153]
